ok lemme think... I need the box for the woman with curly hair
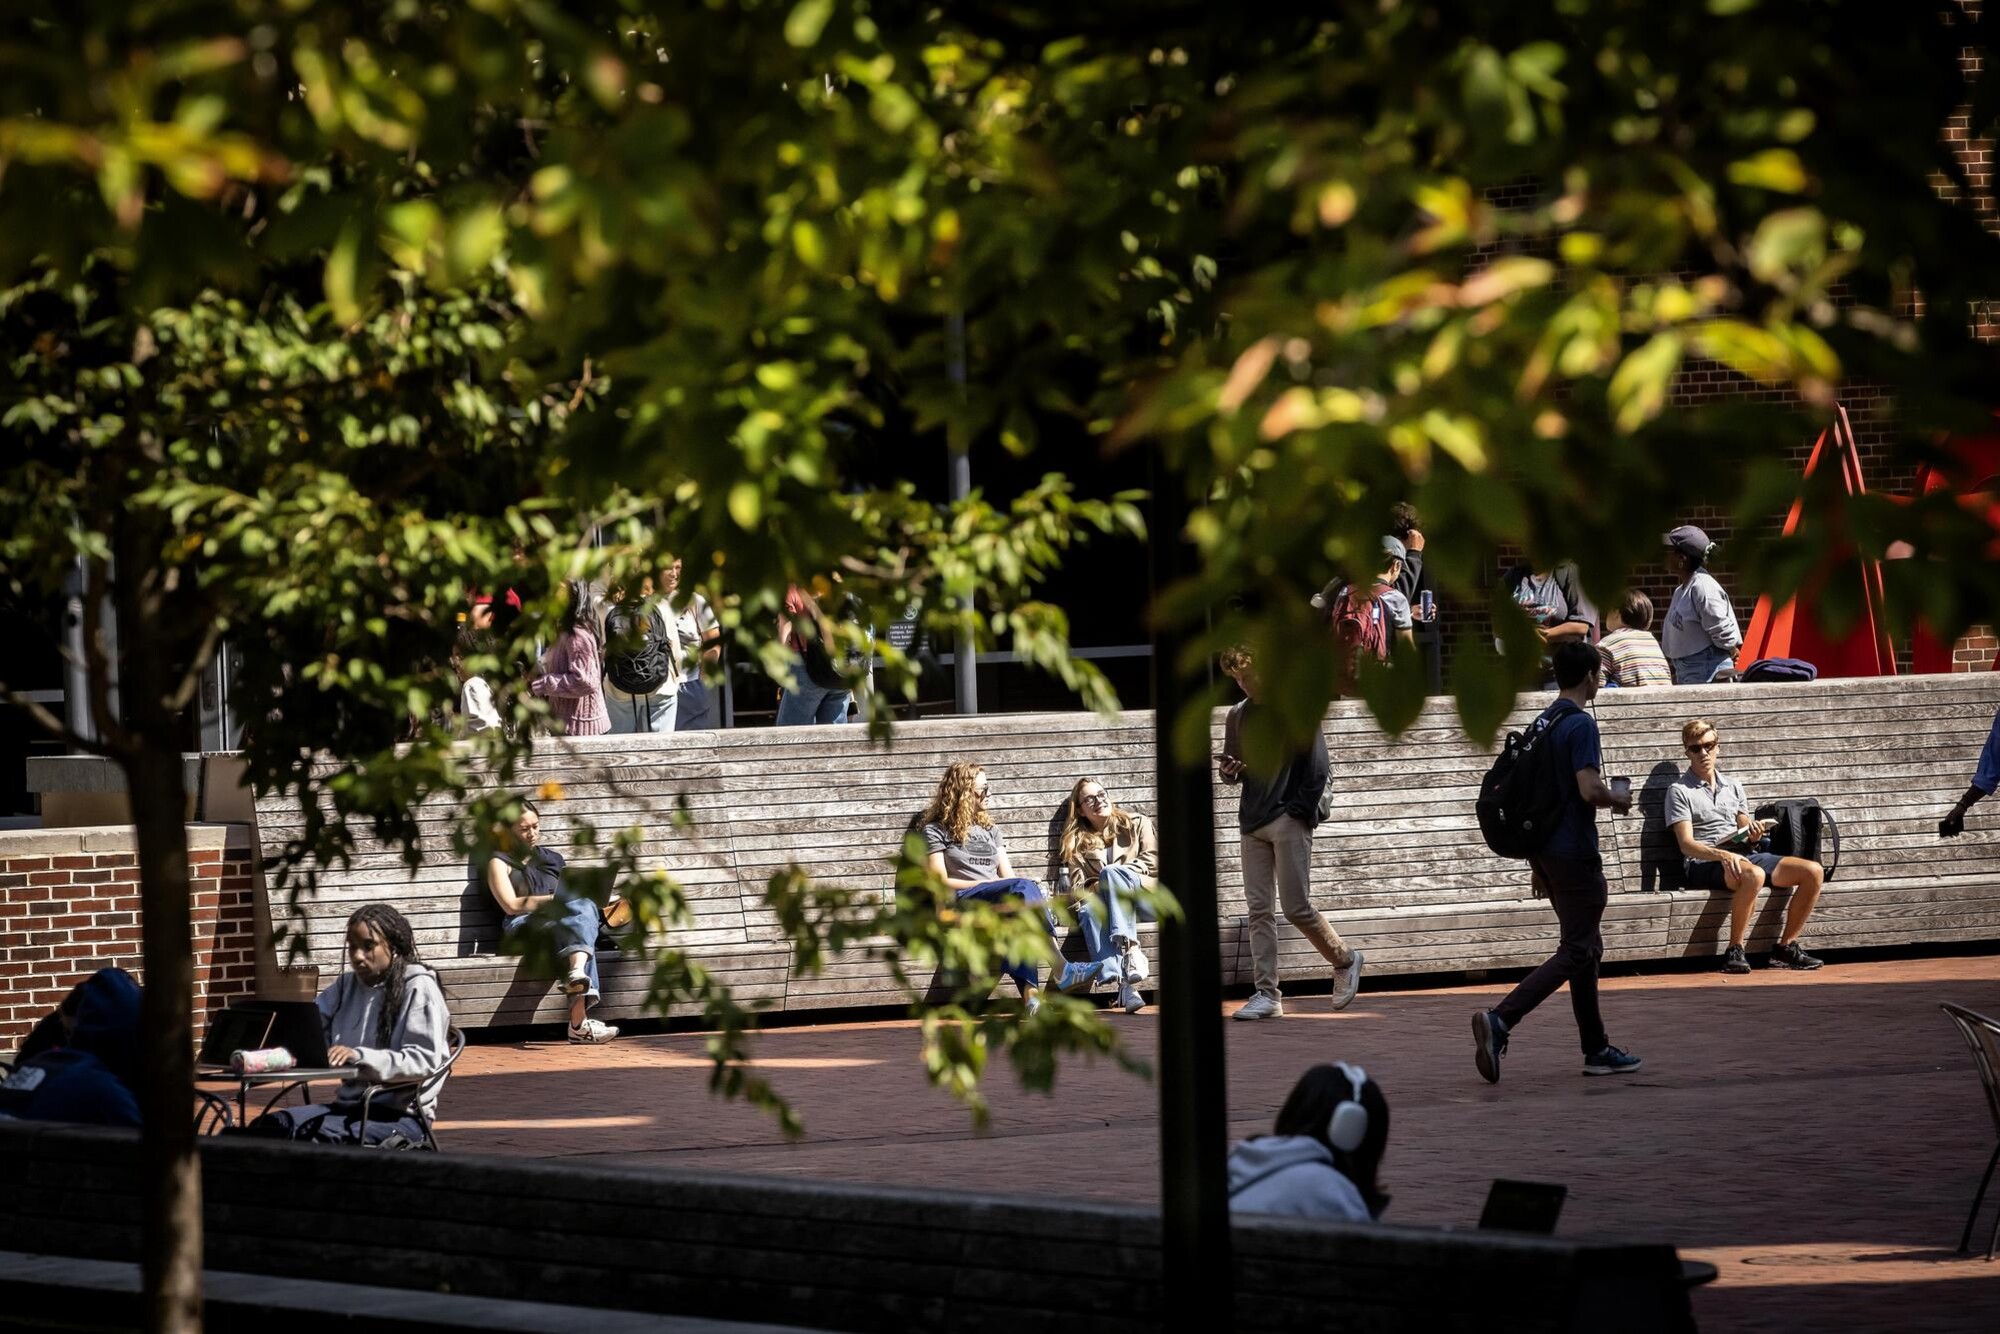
[921,762,1103,1012]
[248,903,453,1144]
[1058,777,1159,1015]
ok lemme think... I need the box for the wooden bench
[0,1121,1697,1334]
[248,674,2000,1027]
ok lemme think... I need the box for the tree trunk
[1148,456,1233,1326]
[126,744,203,1334]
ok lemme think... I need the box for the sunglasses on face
[1082,793,1109,805]
[1686,739,1718,754]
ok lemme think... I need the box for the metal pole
[946,309,978,715]
[1149,453,1232,1326]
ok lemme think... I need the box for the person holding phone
[1667,718,1826,974]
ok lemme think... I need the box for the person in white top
[658,558,724,730]
[452,626,503,735]
[1660,525,1743,684]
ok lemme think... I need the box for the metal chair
[1941,1003,2000,1259]
[352,1024,465,1151]
[193,1088,235,1136]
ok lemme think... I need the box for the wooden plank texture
[245,675,2000,1026]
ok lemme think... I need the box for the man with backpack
[602,581,681,734]
[1471,640,1641,1083]
[1311,536,1417,697]
[1217,645,1363,1020]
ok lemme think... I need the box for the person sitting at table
[1228,1061,1391,1223]
[921,762,1104,1014]
[484,800,620,1044]
[246,904,451,1145]
[0,968,142,1128]
[1057,776,1160,1015]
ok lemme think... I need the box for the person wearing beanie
[1660,525,1743,685]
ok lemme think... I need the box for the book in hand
[1716,825,1757,848]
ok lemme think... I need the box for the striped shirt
[1598,628,1672,689]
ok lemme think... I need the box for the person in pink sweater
[530,579,609,736]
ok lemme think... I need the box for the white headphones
[1327,1061,1371,1153]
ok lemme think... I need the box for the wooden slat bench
[0,1122,1697,1334]
[248,674,2000,1027]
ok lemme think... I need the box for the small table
[196,1067,361,1128]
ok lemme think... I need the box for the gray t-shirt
[1663,772,1750,846]
[1374,583,1413,631]
[923,821,1005,884]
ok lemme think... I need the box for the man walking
[1472,640,1641,1081]
[1217,645,1363,1019]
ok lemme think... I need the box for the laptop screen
[197,1008,274,1068]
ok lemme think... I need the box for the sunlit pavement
[433,952,2000,1333]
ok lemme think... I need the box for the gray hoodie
[316,963,452,1121]
[1226,1135,1371,1223]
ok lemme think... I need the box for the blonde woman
[921,763,1104,1013]
[1059,777,1159,1014]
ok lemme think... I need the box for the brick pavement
[434,953,2000,1333]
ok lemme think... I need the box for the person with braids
[921,763,1104,1014]
[1057,776,1159,1015]
[248,903,452,1144]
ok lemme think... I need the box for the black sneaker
[1768,941,1824,971]
[1472,1010,1508,1085]
[1721,944,1751,975]
[1582,1045,1643,1076]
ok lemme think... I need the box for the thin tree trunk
[126,743,203,1333]
[1148,455,1233,1325]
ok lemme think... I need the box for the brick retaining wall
[0,824,256,1056]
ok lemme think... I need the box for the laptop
[195,1008,275,1074]
[1479,1179,1567,1235]
[236,999,338,1070]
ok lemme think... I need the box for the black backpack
[1754,797,1840,881]
[602,599,673,696]
[1476,704,1582,860]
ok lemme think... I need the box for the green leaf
[1746,208,1827,285]
[1728,148,1809,194]
[1606,332,1684,433]
[784,0,834,47]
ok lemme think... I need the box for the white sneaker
[567,1018,618,1044]
[1329,949,1364,1011]
[1233,993,1282,1021]
[1120,945,1150,984]
[1025,994,1042,1018]
[1119,981,1146,1014]
[563,966,591,996]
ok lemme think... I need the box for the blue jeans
[955,878,1059,994]
[1672,644,1734,685]
[505,885,604,1004]
[675,677,720,730]
[776,674,850,725]
[605,687,676,734]
[1074,863,1156,964]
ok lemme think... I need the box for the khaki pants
[1242,814,1349,1000]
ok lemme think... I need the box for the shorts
[1683,849,1782,890]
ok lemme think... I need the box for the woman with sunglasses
[920,763,1104,1014]
[1057,777,1160,1014]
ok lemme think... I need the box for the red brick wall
[1956,625,1999,672]
[0,825,257,1056]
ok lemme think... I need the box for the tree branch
[162,617,228,716]
[0,677,121,758]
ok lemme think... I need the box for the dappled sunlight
[441,1115,657,1130]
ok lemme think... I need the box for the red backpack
[1329,582,1390,693]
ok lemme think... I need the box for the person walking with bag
[1471,640,1641,1082]
[1217,645,1362,1020]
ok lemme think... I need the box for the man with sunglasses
[1666,718,1826,973]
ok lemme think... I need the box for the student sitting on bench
[484,800,620,1044]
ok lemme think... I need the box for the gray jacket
[316,963,452,1121]
[1226,1135,1372,1222]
